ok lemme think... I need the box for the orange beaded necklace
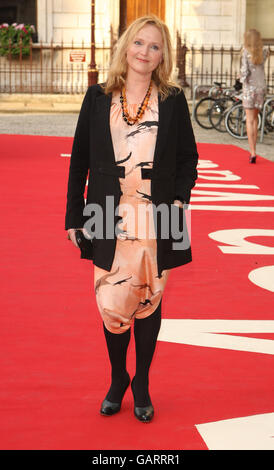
[120,79,153,126]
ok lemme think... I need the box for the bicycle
[194,81,240,130]
[208,87,244,133]
[262,87,274,133]
[224,95,274,140]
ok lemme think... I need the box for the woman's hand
[173,199,184,208]
[67,228,82,248]
[67,227,92,248]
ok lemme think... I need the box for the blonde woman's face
[126,24,164,77]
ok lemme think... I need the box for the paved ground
[0,111,273,162]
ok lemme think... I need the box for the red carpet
[0,134,273,450]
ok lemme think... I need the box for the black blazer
[65,83,199,278]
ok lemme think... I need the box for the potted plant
[0,22,36,57]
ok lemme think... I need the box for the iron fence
[0,37,273,96]
[0,39,112,93]
[176,34,274,98]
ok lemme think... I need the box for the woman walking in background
[240,29,269,163]
[65,15,198,423]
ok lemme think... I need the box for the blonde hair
[243,29,264,65]
[100,14,182,101]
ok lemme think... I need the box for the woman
[240,29,269,163]
[65,15,198,423]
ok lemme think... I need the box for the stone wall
[246,0,274,40]
[37,0,247,47]
[37,0,120,84]
[169,0,246,47]
[37,0,120,45]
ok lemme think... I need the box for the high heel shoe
[249,155,256,163]
[131,376,154,423]
[100,372,130,416]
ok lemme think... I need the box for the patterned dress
[93,84,170,334]
[240,46,269,109]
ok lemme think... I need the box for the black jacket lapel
[153,92,176,167]
[94,91,114,166]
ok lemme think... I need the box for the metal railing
[1,38,274,95]
[260,95,274,142]
[180,43,274,99]
[0,39,112,94]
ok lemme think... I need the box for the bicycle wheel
[194,97,217,129]
[225,103,262,139]
[225,104,243,139]
[209,96,235,132]
[225,103,247,138]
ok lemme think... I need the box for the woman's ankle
[105,371,130,402]
[131,375,152,407]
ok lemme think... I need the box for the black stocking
[103,323,131,403]
[132,299,162,407]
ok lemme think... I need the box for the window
[0,1,37,41]
[0,6,17,25]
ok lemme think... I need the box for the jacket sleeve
[64,86,92,230]
[174,88,199,204]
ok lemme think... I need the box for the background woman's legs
[245,108,259,160]
[253,108,259,149]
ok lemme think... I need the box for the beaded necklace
[120,79,153,126]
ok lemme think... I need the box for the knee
[135,300,162,323]
[103,321,131,335]
[246,117,255,126]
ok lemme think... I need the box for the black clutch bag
[75,229,93,260]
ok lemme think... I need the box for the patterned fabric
[240,46,269,109]
[93,84,170,334]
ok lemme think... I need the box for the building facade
[0,0,273,93]
[1,0,273,47]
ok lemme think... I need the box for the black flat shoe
[100,373,130,416]
[249,155,256,163]
[131,376,154,423]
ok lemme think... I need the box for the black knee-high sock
[132,299,162,407]
[103,323,131,403]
